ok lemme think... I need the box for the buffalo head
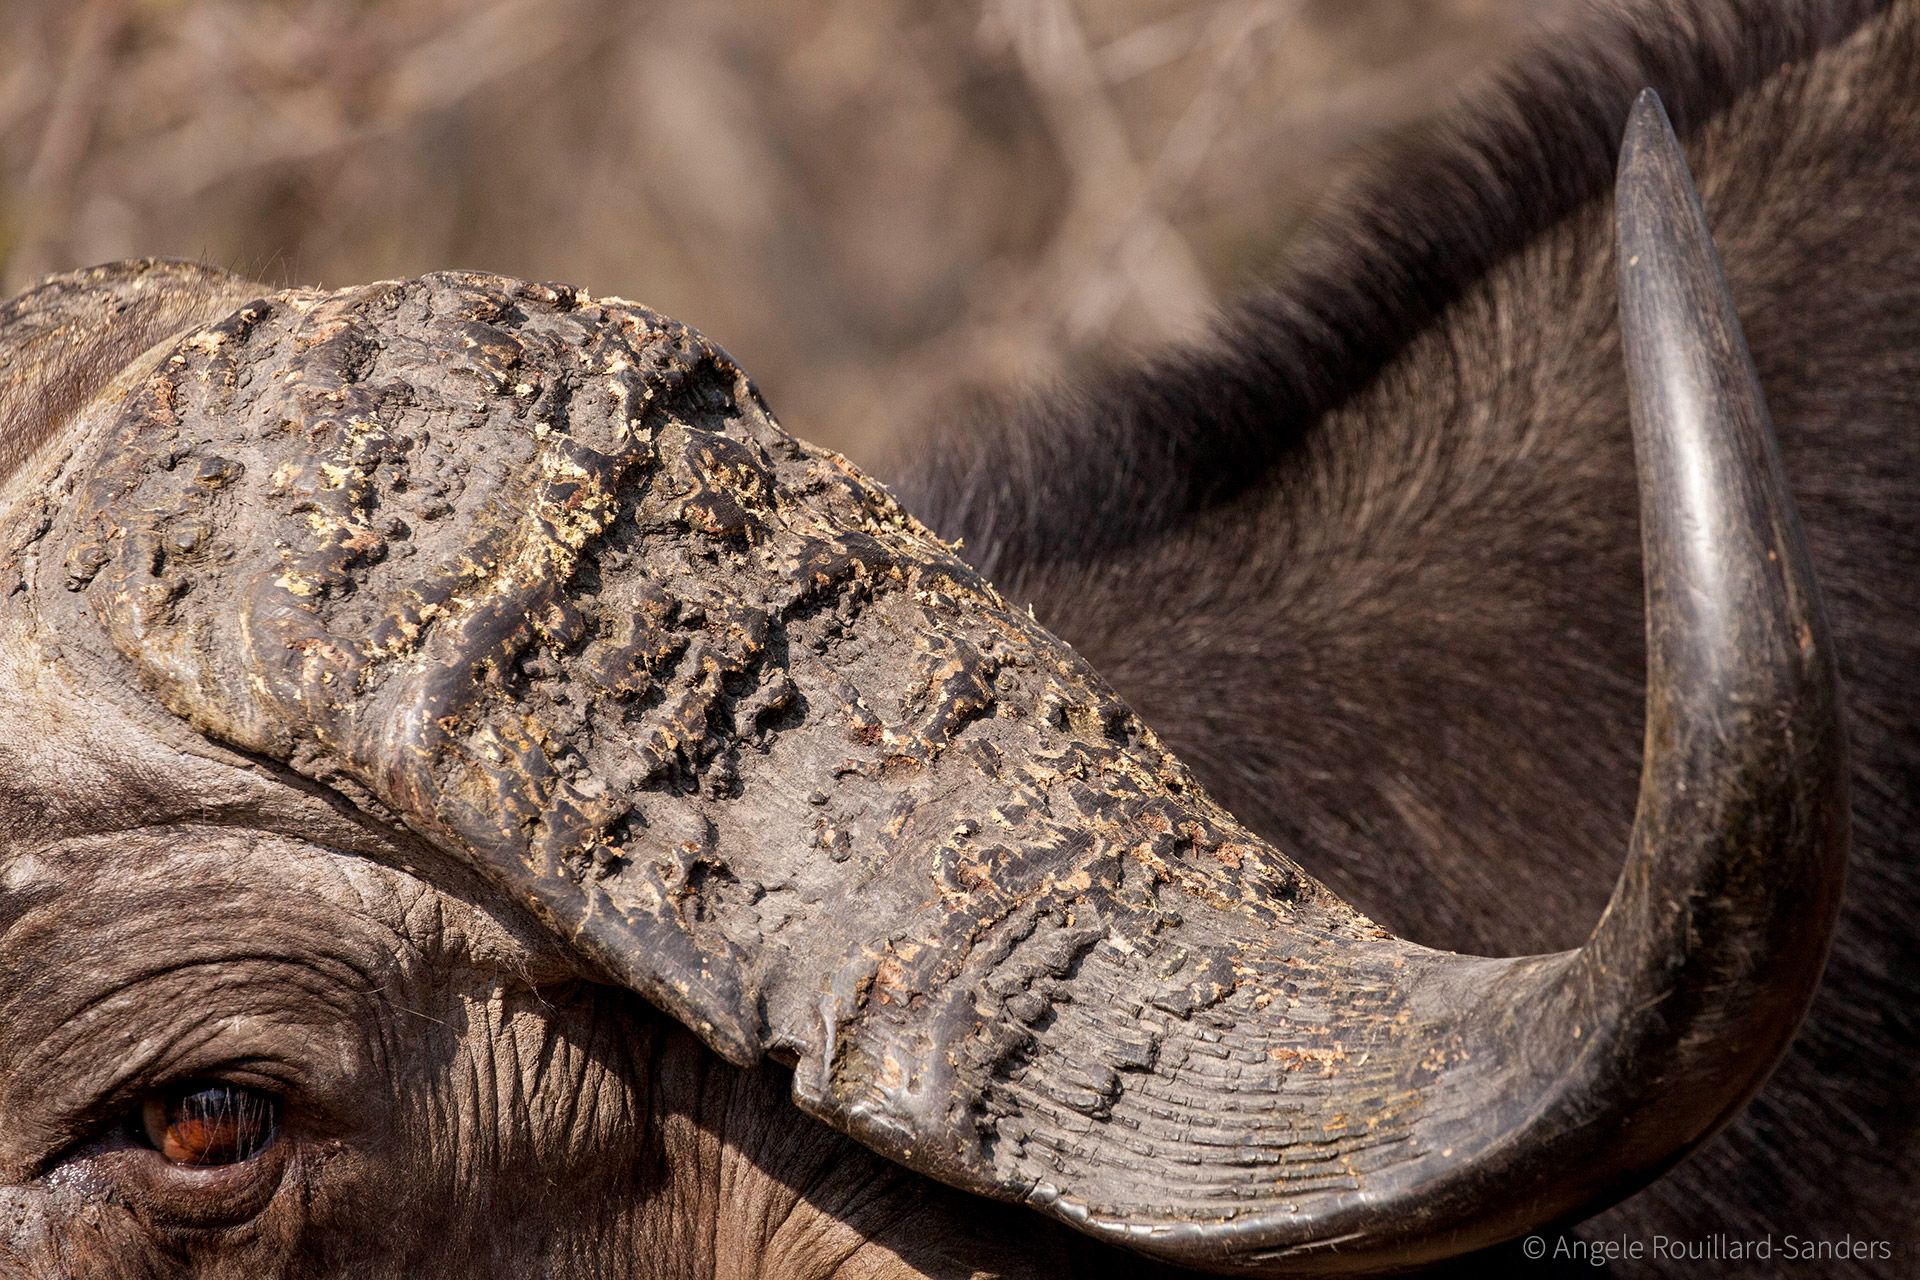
[0,95,1847,1276]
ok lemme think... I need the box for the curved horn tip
[1613,80,1834,698]
[1555,79,1850,1168]
[1327,88,1855,1270]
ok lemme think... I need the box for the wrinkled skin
[0,626,1102,1279]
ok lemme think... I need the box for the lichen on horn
[18,88,1844,1275]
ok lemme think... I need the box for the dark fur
[895,0,1919,1270]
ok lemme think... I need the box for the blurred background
[0,0,1554,465]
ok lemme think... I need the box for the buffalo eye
[138,1083,279,1167]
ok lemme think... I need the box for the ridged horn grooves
[8,93,1843,1278]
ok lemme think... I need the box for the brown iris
[139,1084,279,1167]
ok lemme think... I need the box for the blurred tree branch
[0,0,1554,463]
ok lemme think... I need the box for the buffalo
[0,0,1913,1276]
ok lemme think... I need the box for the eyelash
[41,1079,302,1231]
[130,1082,281,1168]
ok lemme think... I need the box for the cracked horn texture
[21,272,1461,1266]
